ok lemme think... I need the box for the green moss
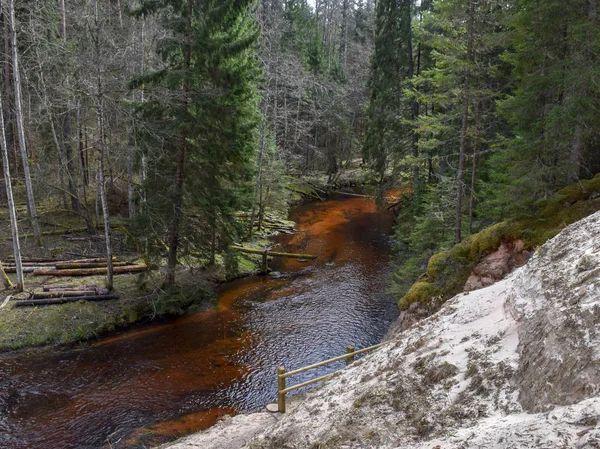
[399,174,600,310]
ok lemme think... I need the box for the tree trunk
[468,100,480,235]
[455,0,475,244]
[0,85,23,291]
[249,35,271,238]
[96,100,113,290]
[2,16,15,178]
[568,0,596,183]
[8,0,42,245]
[94,0,114,290]
[58,0,66,40]
[165,0,192,286]
[76,100,94,234]
[407,0,419,186]
[127,129,135,220]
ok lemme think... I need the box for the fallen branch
[0,262,12,289]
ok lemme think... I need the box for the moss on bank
[399,174,600,310]
[0,270,218,351]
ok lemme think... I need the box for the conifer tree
[134,0,260,285]
[498,0,600,209]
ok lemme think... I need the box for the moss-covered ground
[399,174,600,310]
[0,205,292,351]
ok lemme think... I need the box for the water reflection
[0,195,398,449]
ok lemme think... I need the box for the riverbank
[160,209,600,449]
[0,213,294,352]
[0,193,397,449]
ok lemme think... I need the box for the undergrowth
[394,174,600,310]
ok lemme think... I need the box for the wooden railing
[276,342,386,412]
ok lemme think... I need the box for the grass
[0,223,276,352]
[399,174,600,310]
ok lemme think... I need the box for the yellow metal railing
[276,342,386,412]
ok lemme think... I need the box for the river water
[0,194,398,449]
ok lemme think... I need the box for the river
[0,194,398,449]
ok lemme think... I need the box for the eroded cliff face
[163,212,600,449]
[509,214,600,413]
[245,211,600,449]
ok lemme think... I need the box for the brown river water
[0,194,398,449]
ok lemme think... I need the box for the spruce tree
[134,0,260,285]
[498,0,600,210]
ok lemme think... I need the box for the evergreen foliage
[133,0,261,282]
[364,0,600,306]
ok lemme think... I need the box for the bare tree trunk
[76,100,95,234]
[0,89,23,291]
[96,101,113,290]
[2,16,16,178]
[94,0,113,290]
[165,0,192,286]
[58,0,66,40]
[8,0,42,245]
[455,0,475,244]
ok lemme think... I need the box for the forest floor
[0,205,293,352]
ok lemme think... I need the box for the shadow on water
[0,194,399,449]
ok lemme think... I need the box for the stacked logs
[2,257,147,276]
[15,284,120,307]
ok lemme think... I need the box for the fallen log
[232,247,317,259]
[32,289,107,299]
[4,266,57,273]
[335,191,374,199]
[54,262,129,269]
[43,284,97,291]
[6,257,117,265]
[15,294,120,307]
[33,265,149,276]
[6,257,62,264]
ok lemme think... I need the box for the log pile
[14,283,120,307]
[2,257,147,276]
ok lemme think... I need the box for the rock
[509,212,600,412]
[464,240,531,292]
[265,404,279,413]
[160,211,600,449]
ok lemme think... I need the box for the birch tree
[0,89,23,291]
[6,0,42,245]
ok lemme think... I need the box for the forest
[0,0,598,299]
